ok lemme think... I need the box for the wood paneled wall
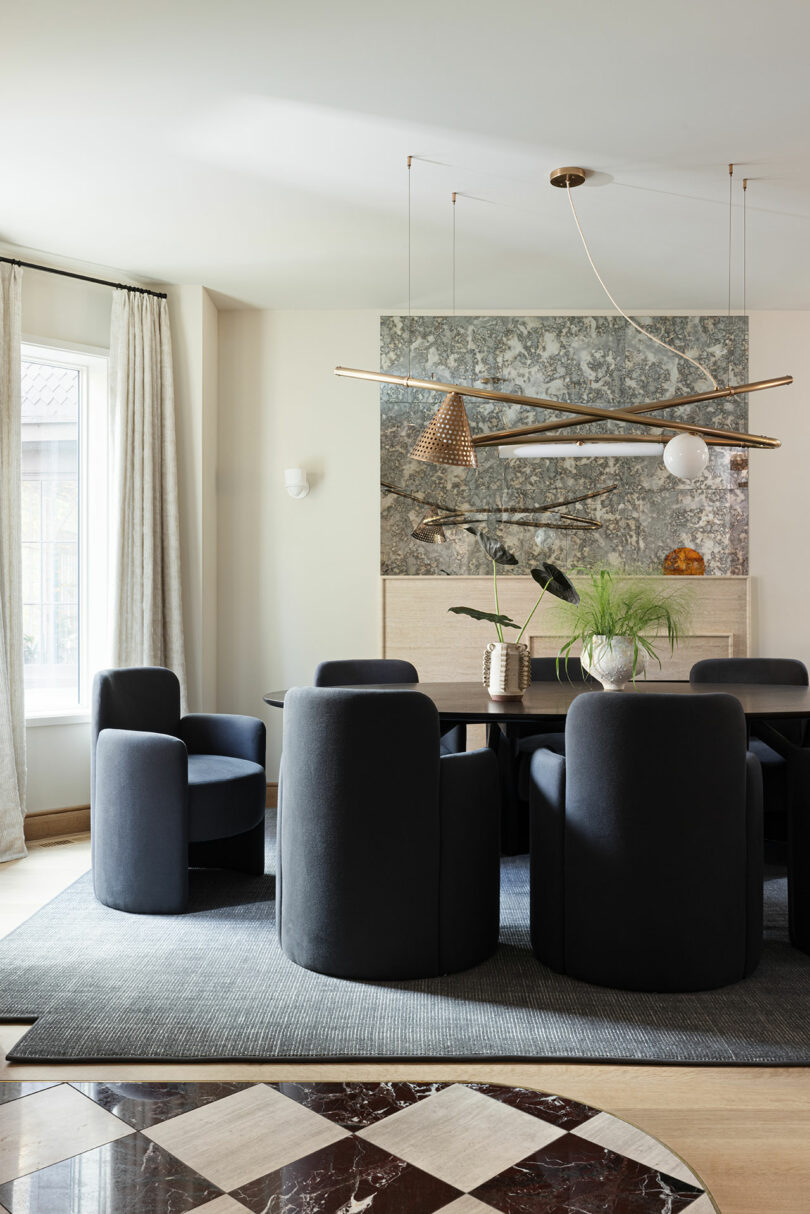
[382,576,750,682]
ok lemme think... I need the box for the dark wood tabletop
[263,681,810,723]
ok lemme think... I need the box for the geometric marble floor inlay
[0,1080,717,1213]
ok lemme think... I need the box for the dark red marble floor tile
[471,1132,704,1213]
[274,1080,449,1130]
[468,1084,600,1131]
[231,1134,461,1213]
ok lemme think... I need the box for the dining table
[264,680,810,854]
[264,679,810,723]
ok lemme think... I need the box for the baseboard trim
[24,784,278,841]
[25,805,90,841]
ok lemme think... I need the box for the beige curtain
[110,290,187,706]
[0,264,27,863]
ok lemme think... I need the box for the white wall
[748,313,810,669]
[217,310,380,776]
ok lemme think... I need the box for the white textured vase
[483,641,531,702]
[582,635,646,691]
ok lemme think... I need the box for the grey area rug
[2,815,809,1064]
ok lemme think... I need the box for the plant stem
[516,586,547,643]
[492,560,504,642]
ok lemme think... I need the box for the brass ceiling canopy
[549,166,587,189]
[409,391,478,468]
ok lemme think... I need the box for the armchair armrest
[438,748,500,972]
[93,728,189,914]
[179,713,266,767]
[529,747,567,970]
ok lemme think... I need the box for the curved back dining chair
[530,691,763,991]
[314,657,466,754]
[279,687,500,979]
[691,657,810,856]
[314,658,418,686]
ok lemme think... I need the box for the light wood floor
[2,833,809,1214]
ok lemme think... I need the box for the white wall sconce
[284,467,310,499]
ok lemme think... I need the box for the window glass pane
[21,359,80,712]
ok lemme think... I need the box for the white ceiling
[3,0,810,310]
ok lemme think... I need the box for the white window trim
[22,340,110,725]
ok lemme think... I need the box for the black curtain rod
[0,256,167,299]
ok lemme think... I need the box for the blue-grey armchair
[530,691,763,991]
[91,667,266,914]
[690,658,809,856]
[278,686,499,979]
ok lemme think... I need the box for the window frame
[21,336,110,726]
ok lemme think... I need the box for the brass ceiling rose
[549,166,587,189]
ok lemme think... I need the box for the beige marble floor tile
[0,1082,134,1184]
[359,1082,565,1192]
[573,1110,703,1187]
[143,1083,349,1191]
[683,1196,718,1213]
[188,1197,253,1213]
[437,1198,499,1213]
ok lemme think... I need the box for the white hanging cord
[565,182,720,391]
[451,191,457,316]
[407,155,412,377]
[742,177,748,318]
[727,163,733,386]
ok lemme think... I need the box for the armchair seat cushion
[188,754,266,843]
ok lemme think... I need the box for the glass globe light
[663,433,709,480]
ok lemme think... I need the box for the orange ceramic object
[663,547,705,575]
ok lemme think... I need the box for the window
[21,343,109,719]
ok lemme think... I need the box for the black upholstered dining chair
[278,686,500,979]
[529,691,763,991]
[91,667,266,914]
[690,658,809,854]
[314,657,466,754]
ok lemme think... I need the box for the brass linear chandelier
[381,480,618,544]
[338,163,790,479]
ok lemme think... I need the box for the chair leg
[189,817,266,876]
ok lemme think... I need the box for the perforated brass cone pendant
[410,392,478,468]
[411,517,447,544]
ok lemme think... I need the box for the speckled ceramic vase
[582,635,646,690]
[483,641,531,702]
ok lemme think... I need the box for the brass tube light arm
[474,376,792,444]
[337,366,782,449]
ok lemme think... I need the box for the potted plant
[448,531,579,702]
[556,570,690,690]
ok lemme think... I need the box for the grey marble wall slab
[379,315,748,575]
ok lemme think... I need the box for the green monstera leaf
[475,531,518,565]
[531,562,580,605]
[448,606,519,629]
